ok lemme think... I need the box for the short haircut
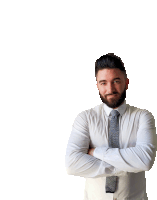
[95,53,127,79]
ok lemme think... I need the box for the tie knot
[110,110,120,117]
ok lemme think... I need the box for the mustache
[105,92,118,98]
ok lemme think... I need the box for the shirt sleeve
[65,111,127,178]
[93,110,157,173]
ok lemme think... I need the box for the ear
[125,78,129,90]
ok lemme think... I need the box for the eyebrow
[99,78,121,84]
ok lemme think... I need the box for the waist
[84,171,147,200]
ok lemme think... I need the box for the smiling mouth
[108,94,117,97]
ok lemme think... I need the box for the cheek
[117,85,125,93]
[98,86,106,94]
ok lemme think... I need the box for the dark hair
[95,53,127,78]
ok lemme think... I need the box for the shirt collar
[103,100,127,117]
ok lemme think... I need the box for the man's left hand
[88,148,95,156]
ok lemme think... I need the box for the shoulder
[74,103,104,122]
[126,104,155,125]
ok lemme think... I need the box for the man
[65,53,156,200]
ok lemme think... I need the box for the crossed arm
[65,111,125,178]
[65,111,156,178]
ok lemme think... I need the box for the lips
[108,94,116,97]
[111,94,117,96]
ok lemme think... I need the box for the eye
[101,81,120,85]
[114,80,120,84]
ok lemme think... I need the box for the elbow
[65,156,75,175]
[144,161,154,171]
[66,167,74,175]
[143,165,151,171]
[65,164,77,175]
[141,158,155,171]
[66,167,71,175]
[132,160,154,172]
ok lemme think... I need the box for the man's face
[96,68,129,108]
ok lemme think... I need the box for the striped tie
[106,110,120,193]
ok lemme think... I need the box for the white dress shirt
[65,100,156,200]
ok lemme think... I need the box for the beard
[99,88,126,108]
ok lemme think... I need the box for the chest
[88,112,140,149]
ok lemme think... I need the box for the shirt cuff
[93,146,109,161]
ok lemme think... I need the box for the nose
[107,82,115,95]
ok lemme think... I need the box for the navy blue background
[0,1,157,200]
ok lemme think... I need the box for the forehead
[97,68,124,81]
